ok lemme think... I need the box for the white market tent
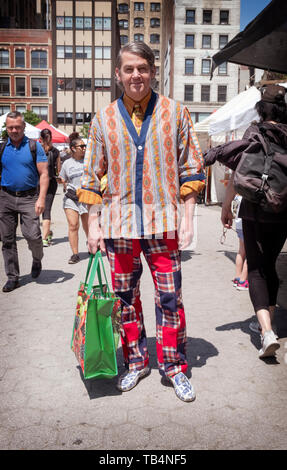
[194,86,261,138]
[195,85,286,203]
[0,113,41,139]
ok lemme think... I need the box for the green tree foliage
[23,110,41,126]
[80,123,90,139]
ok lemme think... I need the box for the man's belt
[1,186,38,197]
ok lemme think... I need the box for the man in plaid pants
[79,42,205,402]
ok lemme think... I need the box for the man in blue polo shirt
[0,111,49,292]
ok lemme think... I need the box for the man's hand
[35,197,45,216]
[88,205,105,254]
[178,192,197,250]
[221,203,233,229]
[36,161,49,217]
[178,218,194,250]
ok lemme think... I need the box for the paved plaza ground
[0,191,287,451]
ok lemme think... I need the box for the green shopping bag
[71,251,121,380]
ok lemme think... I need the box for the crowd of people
[0,42,286,403]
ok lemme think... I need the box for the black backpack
[0,138,37,181]
[233,125,287,213]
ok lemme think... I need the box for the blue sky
[240,0,272,30]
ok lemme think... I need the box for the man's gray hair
[116,41,155,69]
[6,111,25,123]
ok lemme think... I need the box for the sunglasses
[75,144,86,149]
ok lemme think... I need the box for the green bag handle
[86,251,110,296]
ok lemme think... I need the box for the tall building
[169,0,241,122]
[0,0,120,133]
[0,1,52,120]
[117,1,167,92]
[51,0,121,133]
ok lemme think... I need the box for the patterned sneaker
[232,277,240,287]
[259,330,280,358]
[43,239,49,247]
[169,372,196,402]
[236,280,249,291]
[117,367,150,392]
[68,254,80,264]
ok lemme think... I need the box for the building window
[185,34,194,48]
[219,35,228,49]
[76,46,92,60]
[119,19,128,29]
[57,46,73,59]
[134,33,144,42]
[201,85,210,102]
[95,17,111,30]
[184,85,194,101]
[202,35,211,49]
[75,78,92,91]
[16,105,26,113]
[218,85,227,102]
[186,10,195,24]
[220,10,229,25]
[76,113,85,125]
[153,49,160,60]
[134,17,144,28]
[203,10,212,24]
[150,3,160,12]
[134,2,144,11]
[15,49,25,68]
[31,78,47,96]
[75,17,92,30]
[95,46,111,60]
[56,16,73,30]
[15,77,25,96]
[0,77,10,96]
[120,35,129,45]
[32,106,48,120]
[185,59,194,75]
[57,78,65,91]
[57,112,64,124]
[118,3,129,13]
[150,34,160,44]
[31,50,47,69]
[57,112,73,125]
[0,105,10,114]
[218,62,228,74]
[57,78,74,91]
[201,59,211,75]
[95,78,111,91]
[150,18,160,28]
[0,49,9,68]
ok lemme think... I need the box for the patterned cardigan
[78,90,205,238]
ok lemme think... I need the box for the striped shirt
[78,90,205,238]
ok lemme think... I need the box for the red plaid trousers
[105,235,188,378]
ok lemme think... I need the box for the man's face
[6,117,25,143]
[115,52,156,102]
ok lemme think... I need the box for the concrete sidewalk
[0,191,287,450]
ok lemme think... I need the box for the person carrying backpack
[0,111,49,292]
[39,128,61,247]
[205,84,287,359]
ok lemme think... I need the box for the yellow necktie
[131,104,144,135]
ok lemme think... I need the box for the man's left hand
[178,221,194,250]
